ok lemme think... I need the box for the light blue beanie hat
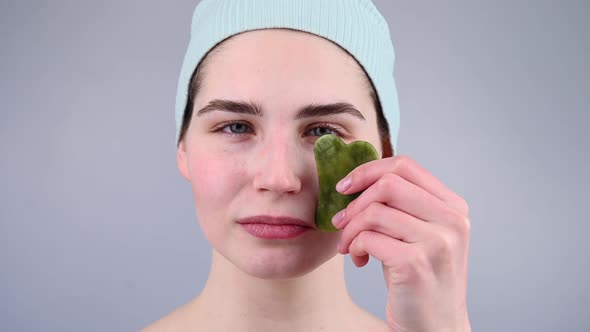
[176,0,400,153]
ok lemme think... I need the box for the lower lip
[240,223,310,239]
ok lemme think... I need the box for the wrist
[441,315,471,332]
[463,318,472,332]
[449,316,471,332]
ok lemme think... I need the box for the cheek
[358,123,383,157]
[188,153,247,213]
[187,152,248,246]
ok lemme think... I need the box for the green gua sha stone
[314,134,379,232]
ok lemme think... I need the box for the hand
[331,155,471,332]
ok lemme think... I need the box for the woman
[144,0,471,331]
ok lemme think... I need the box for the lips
[237,215,312,227]
[237,215,312,239]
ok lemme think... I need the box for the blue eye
[307,123,346,138]
[310,127,335,136]
[227,122,249,134]
[215,121,253,137]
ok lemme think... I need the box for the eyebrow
[196,99,366,121]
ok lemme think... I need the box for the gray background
[1,0,588,331]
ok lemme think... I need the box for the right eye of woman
[213,121,253,137]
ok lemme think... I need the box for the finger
[350,253,370,268]
[337,155,469,216]
[339,173,463,228]
[349,230,421,275]
[338,202,430,255]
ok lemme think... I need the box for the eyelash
[212,121,346,139]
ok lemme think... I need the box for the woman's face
[177,29,382,279]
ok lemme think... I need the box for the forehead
[196,29,373,113]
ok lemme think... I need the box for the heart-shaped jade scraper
[314,134,379,232]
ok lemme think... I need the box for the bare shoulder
[351,307,390,332]
[140,299,199,332]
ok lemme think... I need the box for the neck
[194,249,357,331]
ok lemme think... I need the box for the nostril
[251,142,304,194]
[254,170,302,194]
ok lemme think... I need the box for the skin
[143,28,471,332]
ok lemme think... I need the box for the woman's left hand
[332,155,471,332]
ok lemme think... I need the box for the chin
[234,247,335,280]
[209,225,342,280]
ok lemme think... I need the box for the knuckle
[414,248,431,269]
[340,228,354,247]
[374,174,402,206]
[348,232,359,249]
[352,167,367,187]
[461,215,472,234]
[394,155,414,172]
[345,199,357,215]
[375,176,389,192]
[405,248,431,279]
[454,212,472,236]
[354,231,371,250]
[362,202,382,226]
[380,173,401,191]
[345,198,362,217]
[430,232,455,271]
[451,194,469,216]
[462,199,470,216]
[346,196,363,216]
[388,175,405,199]
[446,209,471,236]
[438,232,456,255]
[389,247,431,285]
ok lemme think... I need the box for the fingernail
[332,209,345,228]
[336,176,351,192]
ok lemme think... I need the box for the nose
[251,136,303,195]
